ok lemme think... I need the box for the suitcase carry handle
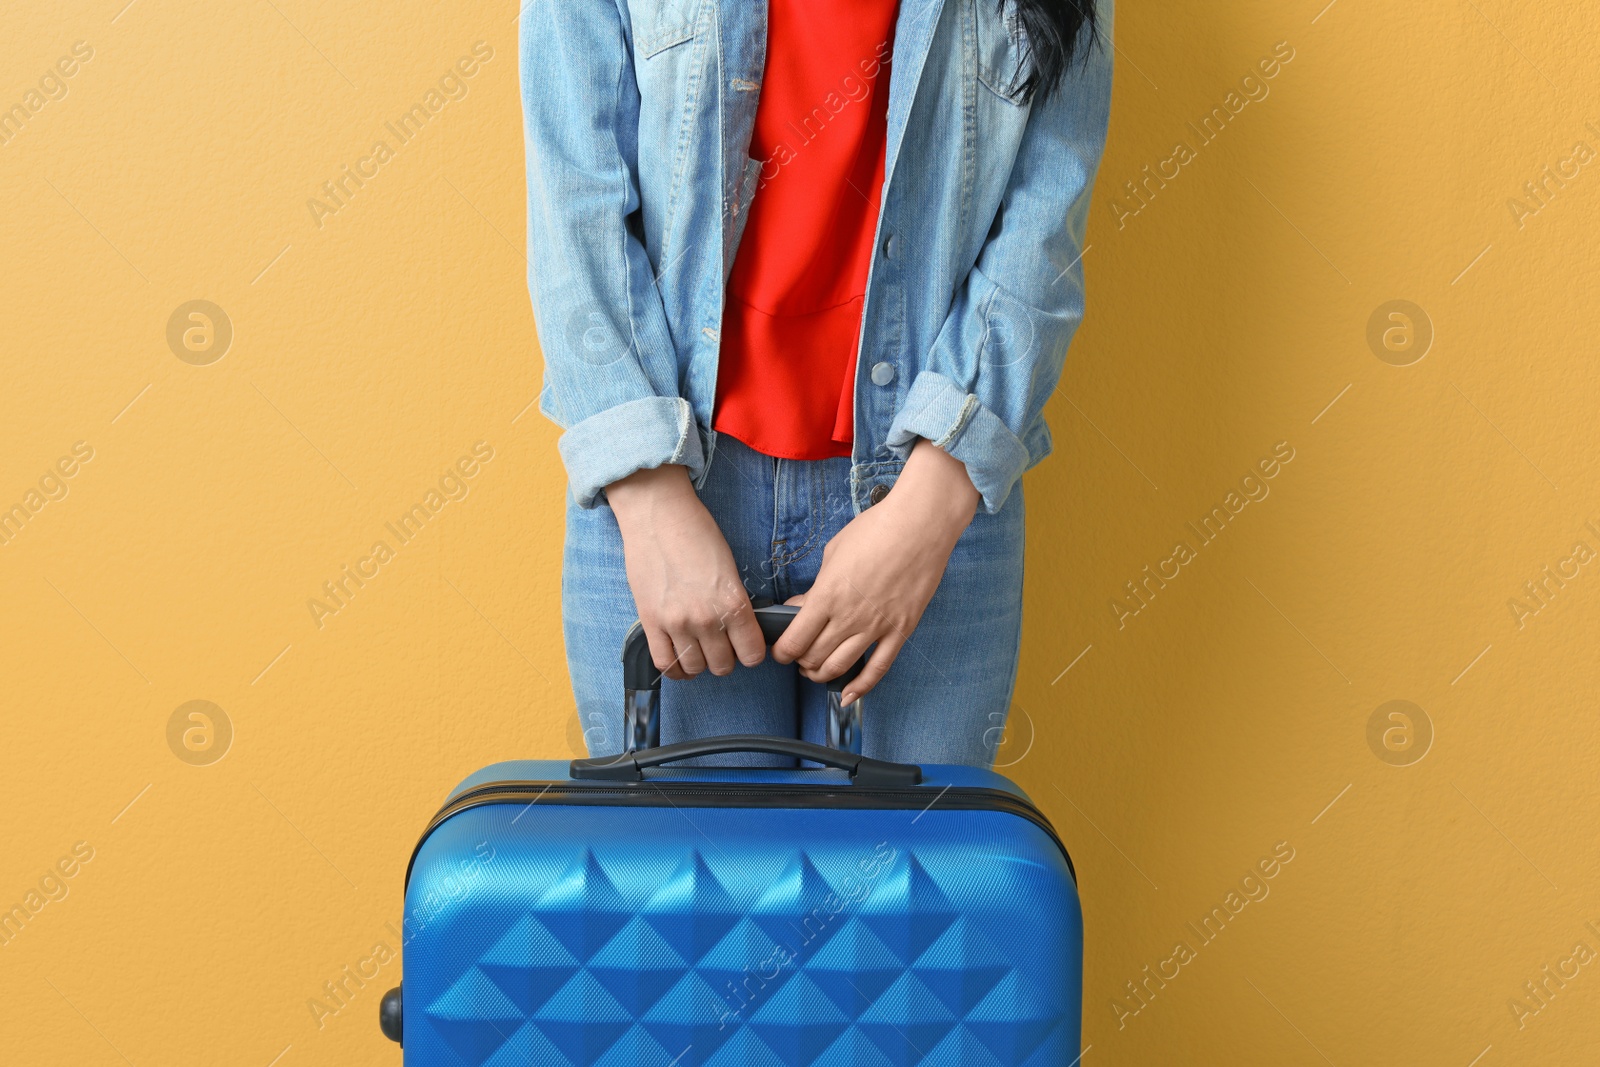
[621,603,865,691]
[570,733,922,787]
[620,602,870,756]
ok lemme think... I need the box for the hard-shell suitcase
[382,606,1082,1065]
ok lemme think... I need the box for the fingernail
[841,692,857,707]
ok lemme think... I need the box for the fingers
[724,598,768,668]
[656,594,899,700]
[697,626,737,677]
[780,588,864,680]
[650,593,763,681]
[772,596,828,664]
[841,631,904,705]
[671,633,708,678]
[804,631,874,684]
[644,626,683,681]
[687,594,758,676]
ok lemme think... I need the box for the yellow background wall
[3,1,1597,1063]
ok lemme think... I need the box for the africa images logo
[306,442,495,629]
[305,42,494,230]
[1110,441,1296,629]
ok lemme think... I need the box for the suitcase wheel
[379,984,402,1045]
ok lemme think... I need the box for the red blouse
[712,0,900,460]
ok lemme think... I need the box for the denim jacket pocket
[976,0,1032,104]
[632,0,701,58]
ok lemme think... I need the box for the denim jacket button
[868,483,890,506]
[883,233,898,259]
[870,361,896,387]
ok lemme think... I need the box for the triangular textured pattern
[405,800,1080,1066]
[921,1024,1009,1067]
[480,1019,574,1067]
[424,967,523,1064]
[747,972,853,1066]
[538,849,633,960]
[477,914,580,1015]
[749,852,844,952]
[962,972,1061,1063]
[590,1022,677,1066]
[694,916,790,993]
[1016,1019,1073,1067]
[643,851,744,961]
[532,970,635,1063]
[426,966,524,1021]
[857,856,960,967]
[909,917,1013,1016]
[815,1025,900,1067]
[700,1026,790,1067]
[857,972,960,1066]
[803,917,905,1016]
[639,971,740,1061]
[589,915,691,1015]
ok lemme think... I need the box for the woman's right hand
[605,464,766,680]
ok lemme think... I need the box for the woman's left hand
[772,438,981,705]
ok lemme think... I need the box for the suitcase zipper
[406,781,1075,888]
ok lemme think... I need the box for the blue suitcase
[382,606,1082,1065]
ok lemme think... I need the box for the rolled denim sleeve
[521,0,697,508]
[886,12,1114,514]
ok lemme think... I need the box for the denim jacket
[520,0,1113,514]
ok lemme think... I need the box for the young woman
[522,0,1111,767]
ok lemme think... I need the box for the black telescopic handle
[570,734,922,787]
[621,603,865,692]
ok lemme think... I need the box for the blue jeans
[562,437,1025,767]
